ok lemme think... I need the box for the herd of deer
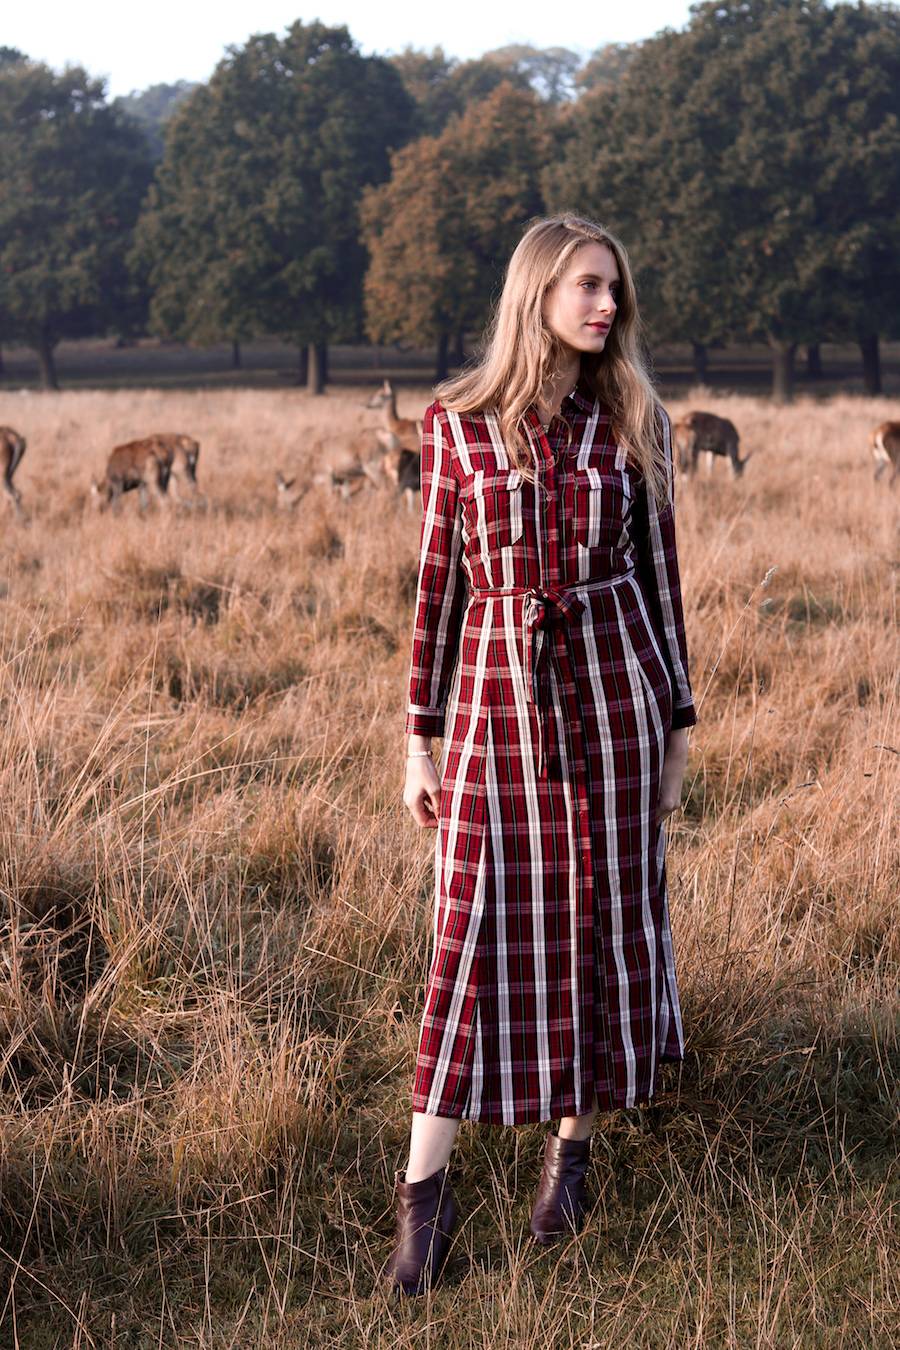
[2,388,899,523]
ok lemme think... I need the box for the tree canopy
[0,56,153,387]
[135,20,413,389]
[361,83,549,376]
[545,0,900,399]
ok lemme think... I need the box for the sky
[5,1,697,97]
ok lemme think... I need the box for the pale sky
[7,1,696,97]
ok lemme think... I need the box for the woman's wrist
[407,733,433,756]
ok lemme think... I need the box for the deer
[376,442,421,512]
[90,440,171,512]
[366,379,423,452]
[870,420,900,487]
[1,426,27,519]
[672,410,752,478]
[275,471,311,510]
[135,433,204,505]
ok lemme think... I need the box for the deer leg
[3,484,20,519]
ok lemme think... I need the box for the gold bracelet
[407,749,433,758]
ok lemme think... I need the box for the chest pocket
[572,466,604,548]
[572,463,633,549]
[465,468,525,552]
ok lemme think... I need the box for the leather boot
[384,1164,459,1297]
[529,1130,591,1245]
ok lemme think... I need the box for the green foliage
[482,44,584,104]
[546,0,900,363]
[389,46,532,137]
[361,83,549,350]
[134,21,414,352]
[0,57,153,384]
[113,80,199,160]
[575,42,638,94]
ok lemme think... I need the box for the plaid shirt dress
[404,377,697,1125]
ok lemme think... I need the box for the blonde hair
[435,212,670,508]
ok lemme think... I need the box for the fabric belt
[468,571,635,779]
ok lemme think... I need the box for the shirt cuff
[671,703,697,730]
[405,707,445,737]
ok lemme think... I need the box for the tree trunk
[453,330,465,365]
[308,342,326,395]
[297,344,309,386]
[805,343,823,378]
[859,334,881,395]
[769,339,796,405]
[36,333,59,390]
[435,331,450,383]
[691,341,708,383]
[231,340,242,370]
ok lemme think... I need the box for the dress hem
[409,1053,685,1126]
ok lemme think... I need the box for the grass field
[0,383,898,1346]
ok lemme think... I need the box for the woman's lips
[587,323,610,332]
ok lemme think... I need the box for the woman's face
[542,241,620,357]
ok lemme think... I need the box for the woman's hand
[657,727,690,825]
[404,745,442,829]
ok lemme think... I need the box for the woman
[387,212,697,1297]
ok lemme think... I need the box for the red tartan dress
[404,377,697,1125]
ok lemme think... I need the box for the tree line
[1,1,898,403]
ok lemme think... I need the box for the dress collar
[565,374,598,414]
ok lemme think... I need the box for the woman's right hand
[404,753,442,829]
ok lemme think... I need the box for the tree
[135,21,413,392]
[361,83,549,379]
[389,47,531,137]
[546,0,900,402]
[113,81,199,160]
[483,44,584,104]
[575,43,638,94]
[0,58,153,388]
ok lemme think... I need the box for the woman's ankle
[404,1161,448,1184]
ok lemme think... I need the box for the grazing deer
[366,379,423,452]
[376,442,421,512]
[91,440,170,512]
[673,410,752,478]
[1,426,27,519]
[138,433,204,504]
[870,420,900,487]
[275,471,311,510]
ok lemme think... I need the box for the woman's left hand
[657,727,690,824]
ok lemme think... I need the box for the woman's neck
[538,352,582,424]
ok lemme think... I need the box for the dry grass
[0,384,897,1347]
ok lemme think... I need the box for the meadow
[0,382,897,1347]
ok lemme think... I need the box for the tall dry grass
[0,384,897,1347]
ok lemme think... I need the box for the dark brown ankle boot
[384,1164,459,1297]
[529,1130,591,1245]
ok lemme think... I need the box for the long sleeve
[404,403,468,738]
[631,405,697,730]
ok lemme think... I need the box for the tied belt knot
[469,582,594,780]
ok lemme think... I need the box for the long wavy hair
[435,213,670,507]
